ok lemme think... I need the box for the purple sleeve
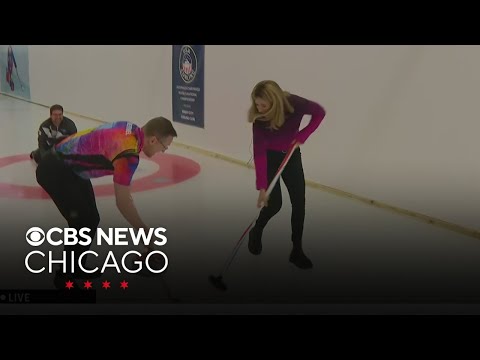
[253,124,268,190]
[295,97,326,144]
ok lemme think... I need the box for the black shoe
[289,248,313,269]
[248,225,263,255]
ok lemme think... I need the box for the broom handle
[219,142,299,275]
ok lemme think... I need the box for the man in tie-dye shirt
[36,117,178,279]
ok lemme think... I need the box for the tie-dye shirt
[55,121,145,186]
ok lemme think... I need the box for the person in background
[30,104,77,164]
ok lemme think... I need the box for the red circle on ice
[0,153,201,199]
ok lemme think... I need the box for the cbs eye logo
[26,227,45,246]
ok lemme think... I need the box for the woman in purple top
[247,80,326,269]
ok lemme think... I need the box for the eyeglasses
[156,137,169,151]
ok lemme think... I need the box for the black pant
[255,148,306,248]
[36,152,100,272]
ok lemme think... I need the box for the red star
[102,281,111,289]
[120,280,129,290]
[83,280,93,289]
[65,280,74,289]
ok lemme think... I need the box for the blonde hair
[248,80,294,130]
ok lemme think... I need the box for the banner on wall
[172,45,205,128]
[0,45,31,100]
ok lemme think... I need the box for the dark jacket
[30,116,77,163]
